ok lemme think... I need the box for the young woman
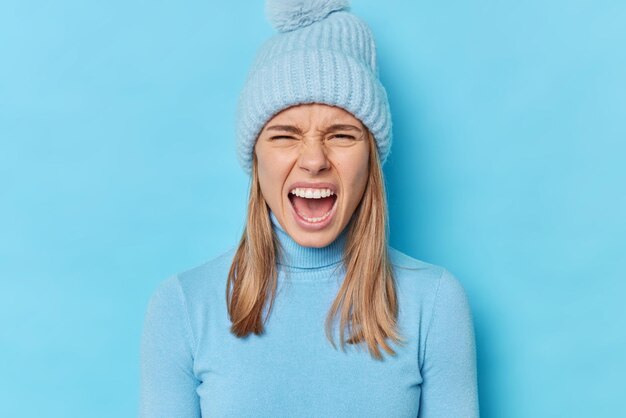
[140,1,479,417]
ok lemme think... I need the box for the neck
[269,211,348,270]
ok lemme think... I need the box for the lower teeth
[298,209,332,223]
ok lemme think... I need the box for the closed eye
[270,135,297,140]
[329,134,357,140]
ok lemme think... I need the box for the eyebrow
[326,124,363,133]
[266,125,303,134]
[265,124,363,134]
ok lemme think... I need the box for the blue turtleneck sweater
[139,213,479,417]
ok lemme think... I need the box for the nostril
[298,153,330,173]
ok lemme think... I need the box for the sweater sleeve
[139,275,201,418]
[418,269,480,418]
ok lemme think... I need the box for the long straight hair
[226,133,404,360]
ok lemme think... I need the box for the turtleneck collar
[269,211,347,270]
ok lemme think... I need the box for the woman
[140,1,479,417]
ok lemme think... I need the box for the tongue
[291,195,335,218]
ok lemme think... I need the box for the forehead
[267,103,362,127]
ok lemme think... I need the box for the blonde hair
[226,132,405,360]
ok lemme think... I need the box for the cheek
[255,148,291,202]
[353,163,370,202]
[338,150,370,205]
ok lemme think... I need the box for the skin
[254,103,370,248]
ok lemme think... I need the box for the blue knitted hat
[236,0,392,175]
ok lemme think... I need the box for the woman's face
[254,103,370,248]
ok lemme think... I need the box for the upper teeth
[290,188,335,199]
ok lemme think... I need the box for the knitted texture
[266,0,350,32]
[236,1,392,175]
[139,211,480,416]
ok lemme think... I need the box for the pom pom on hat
[265,0,350,32]
[237,0,392,175]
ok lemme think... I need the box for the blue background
[1,0,624,416]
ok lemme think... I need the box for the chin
[293,229,337,248]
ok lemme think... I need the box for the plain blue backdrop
[1,0,624,417]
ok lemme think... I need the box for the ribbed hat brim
[236,48,392,174]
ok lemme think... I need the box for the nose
[298,139,330,175]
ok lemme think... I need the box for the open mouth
[288,187,338,224]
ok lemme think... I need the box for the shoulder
[175,246,238,294]
[387,247,474,368]
[387,246,470,312]
[147,246,237,312]
[388,246,441,272]
[387,246,444,288]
